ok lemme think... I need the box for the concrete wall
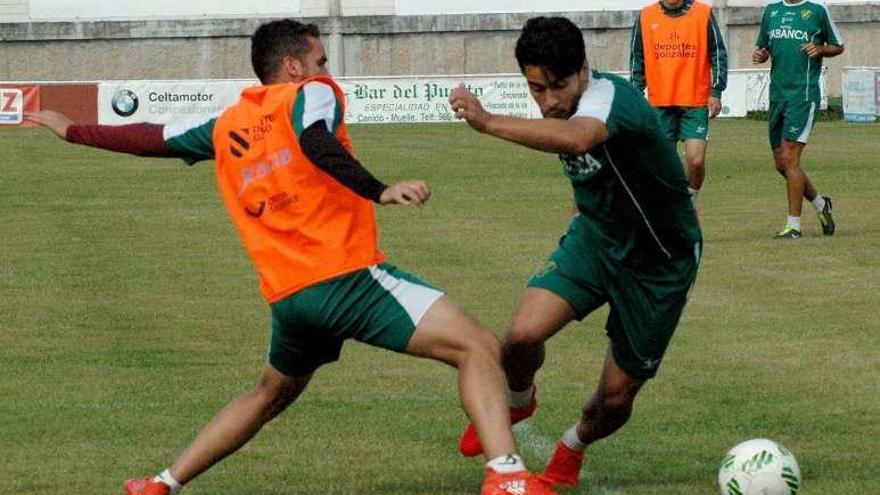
[2,4,879,96]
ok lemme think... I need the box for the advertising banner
[98,80,255,125]
[0,85,41,127]
[97,76,541,126]
[339,75,540,124]
[96,69,820,126]
[842,69,877,122]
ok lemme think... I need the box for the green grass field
[1,119,878,495]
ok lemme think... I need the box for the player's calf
[459,387,537,457]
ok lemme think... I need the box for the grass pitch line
[513,422,623,495]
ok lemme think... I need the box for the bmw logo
[111,89,139,117]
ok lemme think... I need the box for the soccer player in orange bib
[630,0,728,208]
[27,19,556,495]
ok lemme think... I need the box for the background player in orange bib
[630,0,728,208]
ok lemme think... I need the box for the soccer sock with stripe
[811,195,826,212]
[486,454,526,473]
[508,385,534,409]
[154,469,182,495]
[688,186,700,206]
[562,425,587,452]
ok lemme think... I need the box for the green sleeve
[756,8,770,49]
[822,6,844,46]
[165,117,217,165]
[629,13,647,93]
[708,10,728,98]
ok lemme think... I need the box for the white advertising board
[340,75,541,123]
[97,69,824,126]
[97,76,542,125]
[98,80,257,126]
[842,67,879,122]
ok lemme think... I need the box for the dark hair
[515,17,586,80]
[251,19,320,83]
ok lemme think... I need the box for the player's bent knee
[504,320,550,346]
[459,327,502,363]
[256,369,309,406]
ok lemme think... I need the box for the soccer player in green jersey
[449,16,702,489]
[753,0,843,239]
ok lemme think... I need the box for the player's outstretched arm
[25,110,186,159]
[449,84,608,154]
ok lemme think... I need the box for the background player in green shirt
[449,16,701,489]
[753,0,843,239]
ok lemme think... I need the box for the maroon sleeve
[65,123,175,157]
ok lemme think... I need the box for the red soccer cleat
[537,441,585,488]
[124,478,171,495]
[482,469,558,495]
[459,390,538,457]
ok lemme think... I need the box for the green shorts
[768,100,818,149]
[527,216,700,379]
[656,106,710,142]
[268,263,444,377]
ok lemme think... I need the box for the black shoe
[817,196,835,236]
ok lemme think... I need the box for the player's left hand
[24,110,73,138]
[708,97,722,118]
[801,43,824,58]
[449,84,492,132]
[380,180,431,208]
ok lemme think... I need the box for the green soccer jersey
[561,71,701,265]
[756,0,843,103]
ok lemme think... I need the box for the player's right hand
[449,84,492,133]
[380,180,431,208]
[24,110,73,139]
[752,47,770,64]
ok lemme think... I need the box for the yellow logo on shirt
[801,9,812,21]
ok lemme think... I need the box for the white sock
[688,186,700,206]
[486,454,526,473]
[154,469,182,495]
[811,195,826,212]
[508,385,534,408]
[786,216,801,231]
[561,425,587,452]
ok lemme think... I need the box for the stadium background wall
[0,4,878,98]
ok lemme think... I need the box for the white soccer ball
[717,438,801,495]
